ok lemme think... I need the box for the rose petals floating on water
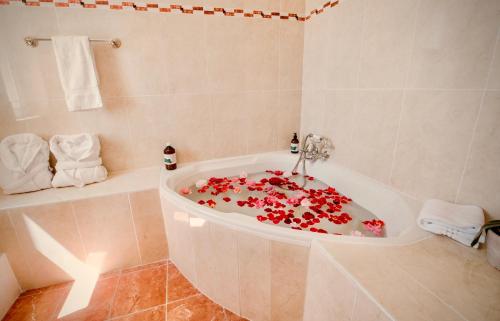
[362,219,385,236]
[182,169,384,236]
[195,179,207,188]
[300,198,312,207]
[180,187,192,195]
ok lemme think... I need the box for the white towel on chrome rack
[51,36,103,111]
[50,134,107,188]
[417,199,485,247]
[0,134,53,194]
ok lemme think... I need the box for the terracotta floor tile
[167,263,199,303]
[121,260,168,274]
[110,264,167,318]
[57,275,120,321]
[166,294,226,321]
[4,286,70,321]
[224,309,249,321]
[110,305,165,321]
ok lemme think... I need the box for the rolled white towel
[50,134,107,188]
[0,134,53,194]
[417,199,484,247]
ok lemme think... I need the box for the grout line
[69,202,88,261]
[107,304,167,321]
[387,0,422,185]
[127,193,143,265]
[7,209,33,292]
[454,25,500,203]
[106,268,122,320]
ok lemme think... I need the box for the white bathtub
[159,151,429,321]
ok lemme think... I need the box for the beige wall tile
[279,20,304,90]
[457,91,500,220]
[348,90,403,183]
[164,94,214,163]
[270,241,309,321]
[352,289,392,321]
[301,90,326,137]
[129,189,168,264]
[390,90,482,201]
[211,93,248,158]
[302,13,328,90]
[56,9,170,97]
[324,0,364,89]
[322,90,357,166]
[77,97,133,172]
[277,90,302,149]
[408,0,500,89]
[303,242,356,321]
[190,219,217,299]
[163,14,208,94]
[9,203,86,289]
[487,33,500,90]
[210,223,240,314]
[358,0,418,88]
[237,232,271,321]
[0,212,32,290]
[246,91,279,154]
[72,194,141,272]
[280,0,305,15]
[123,96,165,169]
[0,7,63,104]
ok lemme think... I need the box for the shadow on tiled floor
[3,261,248,321]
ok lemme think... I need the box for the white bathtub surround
[160,151,429,320]
[418,199,484,248]
[51,36,103,112]
[50,134,107,188]
[0,254,21,320]
[0,134,53,194]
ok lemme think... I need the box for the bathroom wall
[301,0,500,219]
[0,0,305,172]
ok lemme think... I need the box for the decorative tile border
[0,0,339,22]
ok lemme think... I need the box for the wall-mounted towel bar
[24,37,122,49]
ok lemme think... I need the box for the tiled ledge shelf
[0,0,339,22]
[0,166,160,210]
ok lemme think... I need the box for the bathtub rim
[159,151,431,247]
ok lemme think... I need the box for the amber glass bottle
[291,133,299,154]
[163,143,177,170]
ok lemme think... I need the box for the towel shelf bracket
[24,37,122,49]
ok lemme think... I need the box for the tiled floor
[3,261,248,321]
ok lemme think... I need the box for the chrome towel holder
[24,37,122,49]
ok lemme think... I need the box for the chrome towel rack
[24,37,122,49]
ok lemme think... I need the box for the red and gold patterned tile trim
[0,0,339,22]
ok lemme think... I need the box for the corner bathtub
[159,151,429,321]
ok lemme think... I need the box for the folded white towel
[0,134,53,194]
[417,199,485,247]
[51,36,103,111]
[50,134,107,188]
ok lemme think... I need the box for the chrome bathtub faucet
[291,134,332,186]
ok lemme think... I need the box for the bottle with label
[291,133,299,154]
[163,143,177,170]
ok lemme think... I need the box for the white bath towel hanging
[0,134,53,194]
[417,199,485,247]
[50,134,107,188]
[51,36,103,111]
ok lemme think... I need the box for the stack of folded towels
[417,199,485,248]
[50,133,107,188]
[0,133,107,194]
